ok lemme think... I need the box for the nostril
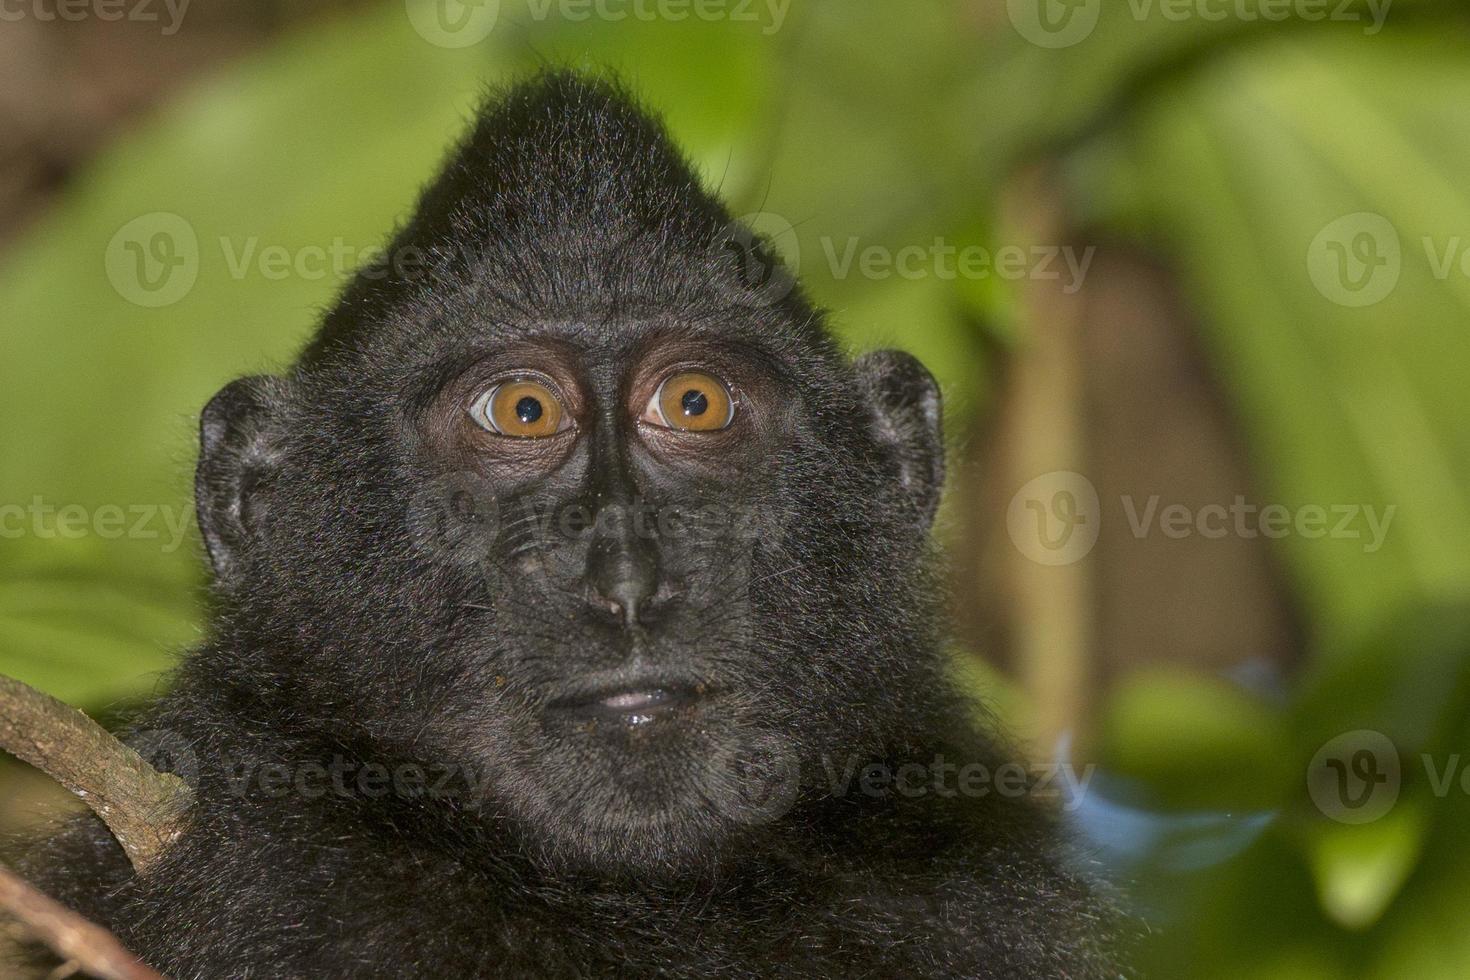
[612,582,646,630]
[585,533,659,630]
[587,578,670,630]
[588,592,619,617]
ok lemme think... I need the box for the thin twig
[0,861,165,980]
[0,675,192,874]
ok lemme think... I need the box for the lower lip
[548,688,700,726]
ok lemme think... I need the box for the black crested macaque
[16,73,1125,977]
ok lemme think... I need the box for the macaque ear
[853,349,945,530]
[195,375,288,587]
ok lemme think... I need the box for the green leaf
[1305,800,1427,930]
[0,5,498,705]
[1095,668,1291,810]
[0,3,785,708]
[1088,30,1470,656]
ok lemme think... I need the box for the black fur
[12,73,1124,977]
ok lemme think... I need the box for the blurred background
[2,0,1469,975]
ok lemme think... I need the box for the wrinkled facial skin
[193,80,944,879]
[407,319,822,871]
[201,305,942,877]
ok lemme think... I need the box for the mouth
[546,679,708,726]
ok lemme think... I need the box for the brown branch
[0,861,165,980]
[995,164,1095,752]
[0,675,192,874]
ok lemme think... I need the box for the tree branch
[0,861,165,980]
[0,674,191,874]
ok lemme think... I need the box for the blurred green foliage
[2,1,1470,975]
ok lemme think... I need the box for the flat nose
[585,507,659,630]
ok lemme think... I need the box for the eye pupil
[515,396,543,424]
[648,370,734,432]
[680,389,709,417]
[475,380,564,438]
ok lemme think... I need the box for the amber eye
[470,378,567,438]
[642,370,735,432]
